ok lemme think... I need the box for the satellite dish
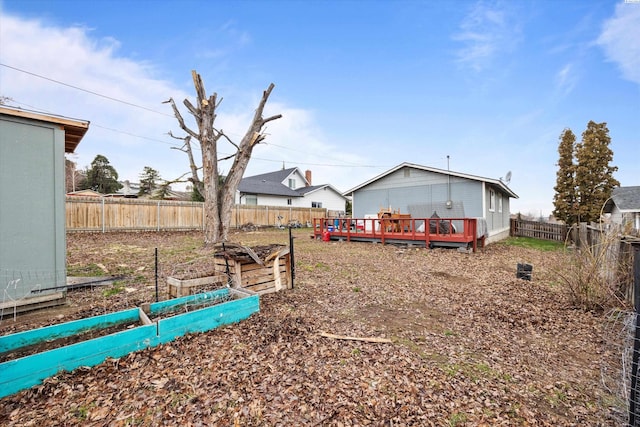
[505,171,512,184]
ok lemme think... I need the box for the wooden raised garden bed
[0,288,258,399]
[213,244,292,294]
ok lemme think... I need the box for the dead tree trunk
[167,70,281,245]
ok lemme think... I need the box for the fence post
[101,197,105,233]
[157,201,161,232]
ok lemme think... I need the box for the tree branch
[218,130,239,150]
[166,98,199,140]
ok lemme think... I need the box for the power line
[7,98,181,148]
[2,65,388,169]
[0,63,173,117]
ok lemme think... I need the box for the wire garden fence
[601,241,640,425]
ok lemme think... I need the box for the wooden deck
[313,217,483,252]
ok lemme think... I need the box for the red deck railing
[312,217,482,252]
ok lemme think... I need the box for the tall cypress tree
[552,128,577,224]
[574,121,619,223]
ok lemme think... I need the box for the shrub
[554,226,631,311]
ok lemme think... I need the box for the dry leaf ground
[0,229,619,426]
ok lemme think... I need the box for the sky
[0,0,638,218]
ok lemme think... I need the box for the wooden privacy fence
[510,218,569,242]
[66,196,326,232]
[232,204,325,228]
[576,224,638,306]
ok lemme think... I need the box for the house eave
[0,106,89,153]
[343,162,518,199]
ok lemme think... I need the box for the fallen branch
[319,332,393,343]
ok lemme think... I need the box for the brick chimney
[305,170,312,186]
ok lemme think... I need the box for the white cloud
[0,12,369,193]
[0,13,190,182]
[555,62,577,95]
[228,105,374,193]
[597,3,640,85]
[452,1,522,72]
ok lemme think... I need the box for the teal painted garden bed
[0,288,258,399]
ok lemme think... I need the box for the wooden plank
[0,292,66,316]
[0,308,141,353]
[157,294,259,344]
[215,256,290,292]
[150,288,230,315]
[244,281,277,293]
[0,324,158,399]
[139,307,153,326]
[167,275,227,298]
[0,288,259,399]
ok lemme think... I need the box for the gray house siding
[484,186,511,231]
[0,117,67,300]
[353,167,483,219]
[348,163,517,242]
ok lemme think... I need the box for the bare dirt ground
[0,230,619,426]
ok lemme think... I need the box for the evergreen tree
[79,155,123,194]
[191,186,205,202]
[552,129,577,224]
[138,166,161,197]
[574,121,619,223]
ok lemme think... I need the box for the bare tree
[166,71,282,245]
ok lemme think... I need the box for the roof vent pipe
[446,156,452,209]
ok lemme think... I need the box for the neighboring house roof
[343,162,519,199]
[67,189,102,197]
[245,168,302,185]
[297,184,343,197]
[607,186,640,213]
[111,180,191,201]
[116,180,140,198]
[0,106,89,153]
[239,167,306,197]
[239,167,347,200]
[239,177,302,197]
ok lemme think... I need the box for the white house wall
[302,187,346,212]
[282,169,308,189]
[236,188,345,212]
[257,194,296,206]
[610,205,640,231]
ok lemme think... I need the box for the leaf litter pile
[0,230,620,425]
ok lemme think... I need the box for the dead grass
[0,229,619,425]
